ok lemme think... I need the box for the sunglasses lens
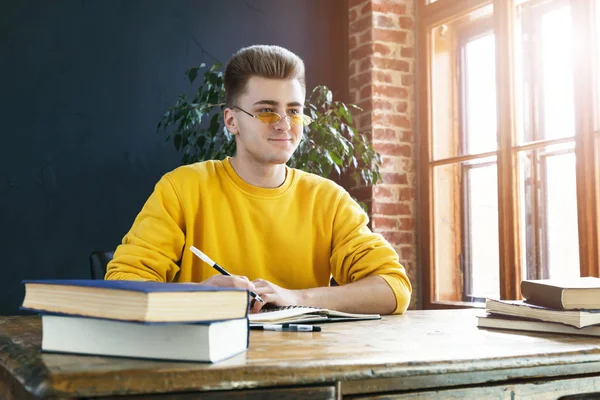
[288,115,312,126]
[257,112,281,124]
[289,115,303,126]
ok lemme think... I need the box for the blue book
[22,279,249,323]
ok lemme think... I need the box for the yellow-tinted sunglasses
[232,105,312,127]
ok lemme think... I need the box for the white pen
[251,324,322,332]
[190,246,264,303]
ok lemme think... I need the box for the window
[429,6,498,303]
[419,0,600,307]
[516,2,580,281]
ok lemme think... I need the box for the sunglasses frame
[231,105,312,127]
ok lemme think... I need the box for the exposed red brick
[373,85,409,99]
[399,16,414,29]
[381,231,414,245]
[373,128,397,141]
[350,44,373,62]
[349,0,368,8]
[373,202,411,215]
[373,143,412,157]
[373,57,410,72]
[372,2,407,15]
[374,70,393,83]
[400,130,413,141]
[359,85,372,100]
[358,57,372,73]
[399,188,416,201]
[349,62,357,77]
[401,47,414,58]
[399,217,415,230]
[350,16,373,35]
[347,0,417,307]
[372,99,393,111]
[401,74,414,85]
[400,246,414,261]
[374,14,397,29]
[380,155,397,169]
[355,99,372,113]
[373,185,394,199]
[373,217,397,230]
[373,28,407,44]
[372,114,411,129]
[349,71,372,90]
[359,2,373,15]
[396,101,408,113]
[359,30,373,45]
[357,114,372,128]
[373,43,391,56]
[349,35,358,50]
[381,172,409,185]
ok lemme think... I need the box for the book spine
[520,281,565,309]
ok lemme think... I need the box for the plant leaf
[188,67,199,84]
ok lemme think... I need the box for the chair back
[89,251,114,280]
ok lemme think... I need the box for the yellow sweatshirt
[106,158,412,314]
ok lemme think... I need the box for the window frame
[417,0,600,309]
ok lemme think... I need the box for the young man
[106,45,411,314]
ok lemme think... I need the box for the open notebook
[248,305,381,325]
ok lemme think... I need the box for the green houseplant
[157,63,382,188]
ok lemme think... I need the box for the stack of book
[21,280,250,362]
[478,277,600,337]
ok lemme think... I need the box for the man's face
[225,76,305,166]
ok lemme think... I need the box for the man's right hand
[201,274,256,292]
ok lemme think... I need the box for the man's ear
[224,108,239,135]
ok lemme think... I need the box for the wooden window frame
[418,0,600,309]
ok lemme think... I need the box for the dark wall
[0,0,348,315]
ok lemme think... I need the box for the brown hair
[224,45,306,106]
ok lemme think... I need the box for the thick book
[21,280,249,322]
[41,314,249,362]
[477,314,600,338]
[521,277,600,310]
[248,305,381,324]
[485,298,600,328]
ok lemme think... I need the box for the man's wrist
[294,288,311,306]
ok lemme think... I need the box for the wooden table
[3,310,600,399]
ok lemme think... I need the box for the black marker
[251,324,321,332]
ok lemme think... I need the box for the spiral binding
[259,304,318,313]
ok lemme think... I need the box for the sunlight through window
[541,6,575,140]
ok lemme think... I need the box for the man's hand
[250,279,302,313]
[201,274,256,292]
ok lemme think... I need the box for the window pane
[465,162,500,299]
[540,6,575,140]
[545,152,580,279]
[431,5,494,160]
[433,163,461,301]
[516,4,575,143]
[596,0,600,130]
[464,35,497,154]
[518,142,580,281]
[433,158,499,302]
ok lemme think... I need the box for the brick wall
[348,0,418,309]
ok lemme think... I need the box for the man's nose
[273,115,292,130]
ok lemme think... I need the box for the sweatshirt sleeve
[105,175,186,282]
[329,191,412,314]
